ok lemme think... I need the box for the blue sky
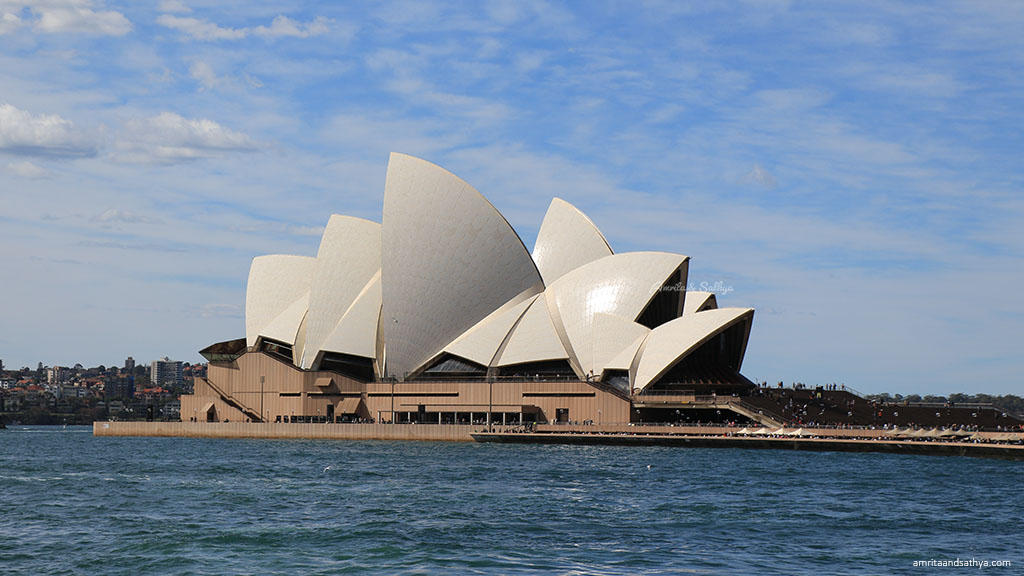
[1,1,1022,395]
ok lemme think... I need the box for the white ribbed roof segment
[442,293,538,367]
[604,333,648,376]
[291,311,309,366]
[532,198,613,286]
[633,307,754,392]
[380,153,544,379]
[245,255,316,347]
[496,293,570,367]
[301,215,382,369]
[683,291,717,315]
[258,292,309,347]
[318,270,382,363]
[545,252,688,377]
[591,313,650,377]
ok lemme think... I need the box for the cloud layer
[0,1,1022,396]
[0,103,95,157]
[114,112,259,163]
[157,14,330,41]
[0,0,131,36]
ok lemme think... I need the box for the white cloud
[0,103,96,157]
[0,10,21,34]
[189,60,220,90]
[155,14,244,40]
[740,163,777,188]
[91,208,159,224]
[253,15,331,38]
[244,74,264,89]
[114,111,259,164]
[6,159,48,178]
[24,0,131,35]
[0,1,131,36]
[156,13,330,41]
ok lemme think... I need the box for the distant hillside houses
[0,359,206,423]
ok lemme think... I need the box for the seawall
[473,432,1024,461]
[93,421,1024,460]
[94,420,481,441]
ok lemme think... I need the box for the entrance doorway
[555,408,569,423]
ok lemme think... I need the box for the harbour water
[1,426,1019,575]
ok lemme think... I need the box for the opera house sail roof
[240,152,754,393]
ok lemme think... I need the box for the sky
[1,1,1022,396]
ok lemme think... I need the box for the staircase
[630,392,786,428]
[200,377,263,422]
[716,398,785,428]
[585,378,632,401]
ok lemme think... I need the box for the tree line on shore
[865,393,1024,416]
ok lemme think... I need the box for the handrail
[887,401,1005,411]
[202,377,262,422]
[720,397,786,427]
[837,384,866,398]
[583,378,631,401]
[725,397,769,414]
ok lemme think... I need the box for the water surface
[1,426,1019,575]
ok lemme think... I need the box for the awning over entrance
[201,402,215,412]
[315,377,335,388]
[338,397,363,414]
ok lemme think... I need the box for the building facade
[106,375,136,400]
[181,154,755,425]
[47,366,70,385]
[151,358,183,388]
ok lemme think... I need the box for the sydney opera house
[180,153,756,426]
